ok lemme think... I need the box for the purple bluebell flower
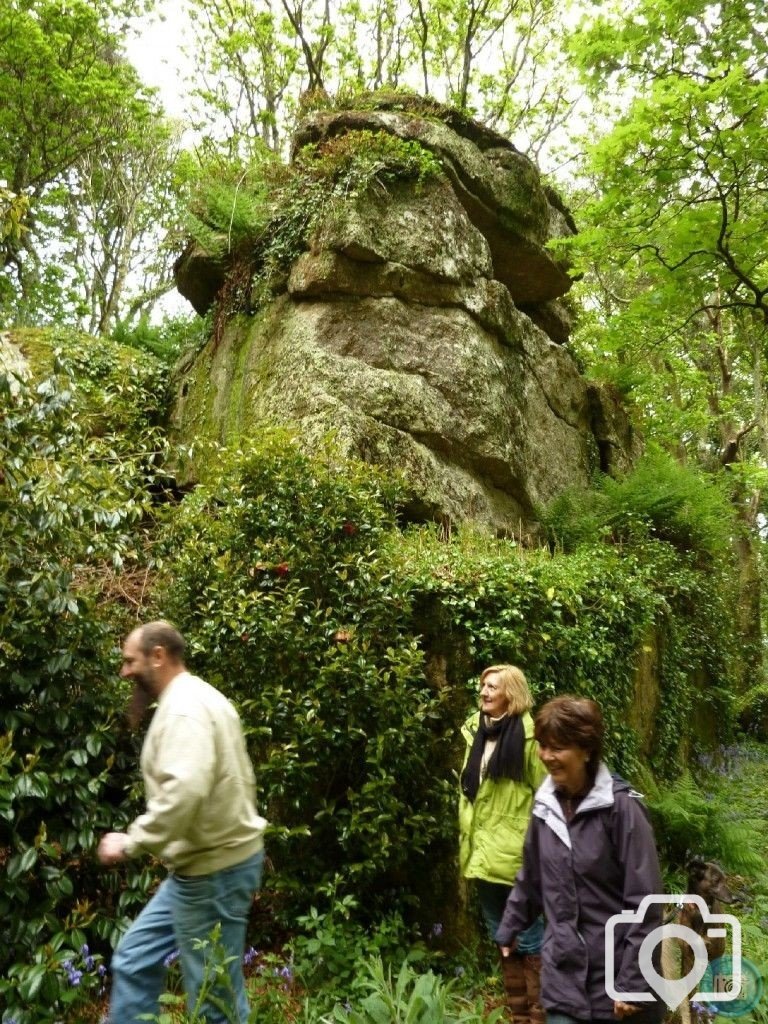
[163,949,180,967]
[61,958,84,986]
[242,946,258,966]
[431,922,443,937]
[690,1002,717,1020]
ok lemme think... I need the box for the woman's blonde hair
[479,664,533,716]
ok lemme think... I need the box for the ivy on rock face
[395,525,735,783]
[184,128,443,330]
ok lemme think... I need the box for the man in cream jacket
[98,620,266,1024]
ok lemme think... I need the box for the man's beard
[126,673,156,729]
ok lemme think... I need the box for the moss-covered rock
[173,98,640,532]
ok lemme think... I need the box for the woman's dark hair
[534,696,604,776]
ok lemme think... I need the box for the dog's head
[686,856,733,906]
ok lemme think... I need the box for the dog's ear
[686,855,707,881]
[689,859,734,904]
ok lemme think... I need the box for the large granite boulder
[173,99,639,534]
[0,331,31,393]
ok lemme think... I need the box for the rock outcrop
[173,97,639,534]
[0,331,31,393]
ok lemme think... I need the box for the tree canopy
[0,0,181,331]
[558,0,767,486]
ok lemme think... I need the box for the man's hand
[614,1001,640,1018]
[499,940,518,957]
[98,832,129,865]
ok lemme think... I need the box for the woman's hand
[499,940,518,957]
[614,1001,640,1018]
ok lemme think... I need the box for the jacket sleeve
[495,818,543,945]
[124,712,216,859]
[612,790,664,995]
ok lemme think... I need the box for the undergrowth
[540,448,736,559]
[683,743,768,1020]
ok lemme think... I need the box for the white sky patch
[124,1,193,123]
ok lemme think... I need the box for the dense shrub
[540,448,737,559]
[154,435,740,945]
[640,769,765,875]
[319,954,504,1024]
[159,433,448,928]
[395,528,736,781]
[0,336,168,1023]
[111,312,211,366]
[0,331,749,1022]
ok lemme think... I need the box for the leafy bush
[0,342,168,1023]
[396,525,735,780]
[291,890,423,1008]
[641,769,766,875]
[736,684,768,739]
[111,312,210,366]
[160,433,450,926]
[541,449,736,559]
[156,435,740,943]
[0,330,750,1022]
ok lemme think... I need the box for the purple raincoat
[496,763,665,1022]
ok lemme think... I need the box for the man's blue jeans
[109,850,263,1024]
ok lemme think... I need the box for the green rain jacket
[458,711,545,885]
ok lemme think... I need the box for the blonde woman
[459,665,546,1024]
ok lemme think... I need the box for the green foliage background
[0,330,169,1021]
[2,0,767,1018]
[0,325,757,1022]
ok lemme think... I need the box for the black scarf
[461,713,525,802]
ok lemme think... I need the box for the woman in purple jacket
[496,696,665,1024]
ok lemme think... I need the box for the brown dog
[664,858,734,1024]
[679,857,733,962]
